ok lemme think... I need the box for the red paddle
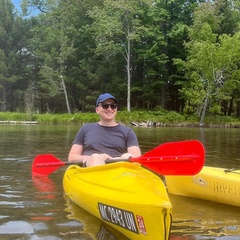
[32,140,205,176]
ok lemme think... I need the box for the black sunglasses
[99,103,118,109]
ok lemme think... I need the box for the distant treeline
[0,111,240,128]
[1,0,240,126]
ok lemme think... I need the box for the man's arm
[68,144,90,163]
[111,146,141,160]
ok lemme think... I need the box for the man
[68,93,141,167]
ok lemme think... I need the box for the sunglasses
[99,103,118,109]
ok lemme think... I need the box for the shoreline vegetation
[0,111,240,128]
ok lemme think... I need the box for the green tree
[132,0,200,110]
[88,0,152,112]
[25,2,76,113]
[175,2,240,125]
[214,0,240,35]
[23,0,104,113]
[0,0,26,111]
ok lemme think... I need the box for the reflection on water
[64,195,130,240]
[170,194,240,239]
[0,124,239,239]
[32,174,56,201]
[32,171,130,239]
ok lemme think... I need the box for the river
[0,124,239,239]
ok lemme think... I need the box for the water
[0,124,239,239]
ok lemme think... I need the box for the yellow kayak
[165,166,240,207]
[63,162,172,240]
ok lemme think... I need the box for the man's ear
[95,107,100,114]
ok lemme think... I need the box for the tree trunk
[227,97,233,116]
[199,96,209,127]
[237,101,240,117]
[60,74,71,114]
[127,37,131,112]
[0,87,6,111]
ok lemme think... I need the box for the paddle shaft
[34,155,199,168]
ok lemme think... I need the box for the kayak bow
[165,166,240,207]
[63,162,172,239]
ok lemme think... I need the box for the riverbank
[0,121,38,124]
[130,121,240,128]
[0,111,240,127]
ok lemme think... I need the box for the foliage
[174,1,240,124]
[0,112,34,121]
[0,0,240,125]
[0,111,239,127]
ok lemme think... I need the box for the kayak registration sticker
[98,202,139,234]
[136,215,147,235]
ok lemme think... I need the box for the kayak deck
[63,162,172,240]
[165,166,240,207]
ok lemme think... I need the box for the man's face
[96,99,118,121]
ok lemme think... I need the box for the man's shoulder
[117,124,132,132]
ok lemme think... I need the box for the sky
[12,0,21,11]
[12,0,21,9]
[11,0,40,17]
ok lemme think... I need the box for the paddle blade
[32,154,66,175]
[130,140,205,175]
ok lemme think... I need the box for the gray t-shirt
[72,123,139,157]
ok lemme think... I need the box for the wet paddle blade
[32,154,68,175]
[130,140,205,175]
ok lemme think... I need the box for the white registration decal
[98,202,139,234]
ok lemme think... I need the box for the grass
[0,110,240,127]
[0,111,239,127]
